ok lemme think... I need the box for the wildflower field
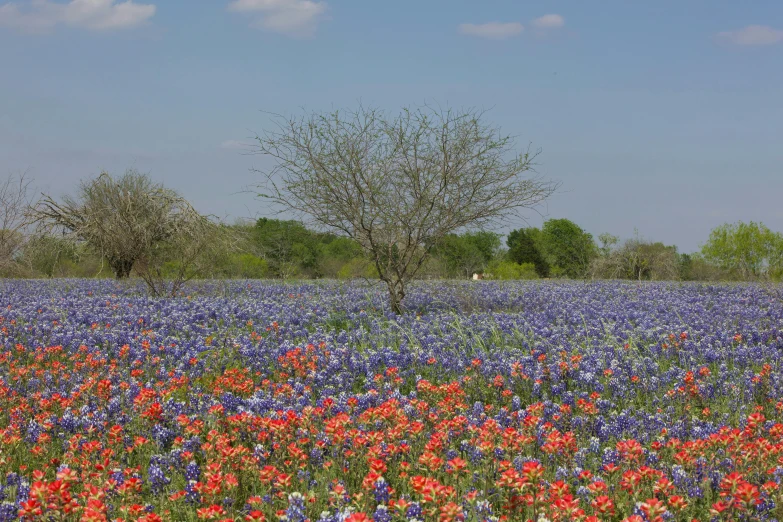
[1,280,783,522]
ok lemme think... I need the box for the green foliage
[64,256,111,278]
[253,218,325,278]
[323,237,363,262]
[538,219,596,279]
[337,258,378,279]
[685,254,732,281]
[434,235,483,279]
[548,265,568,278]
[20,188,783,284]
[677,253,693,281]
[245,219,379,280]
[464,231,502,263]
[701,221,783,280]
[218,253,269,279]
[631,241,679,281]
[21,235,77,278]
[507,228,549,277]
[598,233,619,257]
[433,231,500,278]
[234,254,269,279]
[487,260,539,280]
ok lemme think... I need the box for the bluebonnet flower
[16,480,30,505]
[4,474,19,488]
[373,505,392,522]
[284,492,307,522]
[184,480,200,504]
[151,424,174,447]
[0,502,17,522]
[406,502,423,519]
[374,477,391,503]
[147,463,170,493]
[110,469,125,486]
[25,421,43,444]
[184,461,200,482]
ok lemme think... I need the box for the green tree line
[9,214,783,282]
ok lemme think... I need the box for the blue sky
[1,0,782,253]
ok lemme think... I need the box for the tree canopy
[538,218,596,278]
[507,228,549,277]
[701,221,783,280]
[433,231,501,279]
[33,169,226,295]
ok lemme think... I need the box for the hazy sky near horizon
[1,0,781,253]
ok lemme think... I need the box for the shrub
[337,258,378,279]
[229,254,269,279]
[487,261,539,280]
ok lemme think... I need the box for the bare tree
[0,171,36,276]
[134,219,231,297]
[590,232,681,281]
[253,105,558,313]
[33,169,227,295]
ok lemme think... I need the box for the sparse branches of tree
[0,171,36,276]
[598,233,619,257]
[135,219,231,297]
[590,230,681,281]
[33,169,230,296]
[253,105,558,313]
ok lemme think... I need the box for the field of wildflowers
[1,279,783,521]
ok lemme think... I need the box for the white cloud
[458,22,523,40]
[0,0,155,31]
[220,140,254,150]
[227,0,327,37]
[532,14,564,29]
[717,25,783,46]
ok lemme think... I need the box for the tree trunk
[386,280,405,315]
[110,258,134,279]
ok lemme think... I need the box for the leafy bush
[228,254,269,279]
[486,260,539,280]
[337,258,378,279]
